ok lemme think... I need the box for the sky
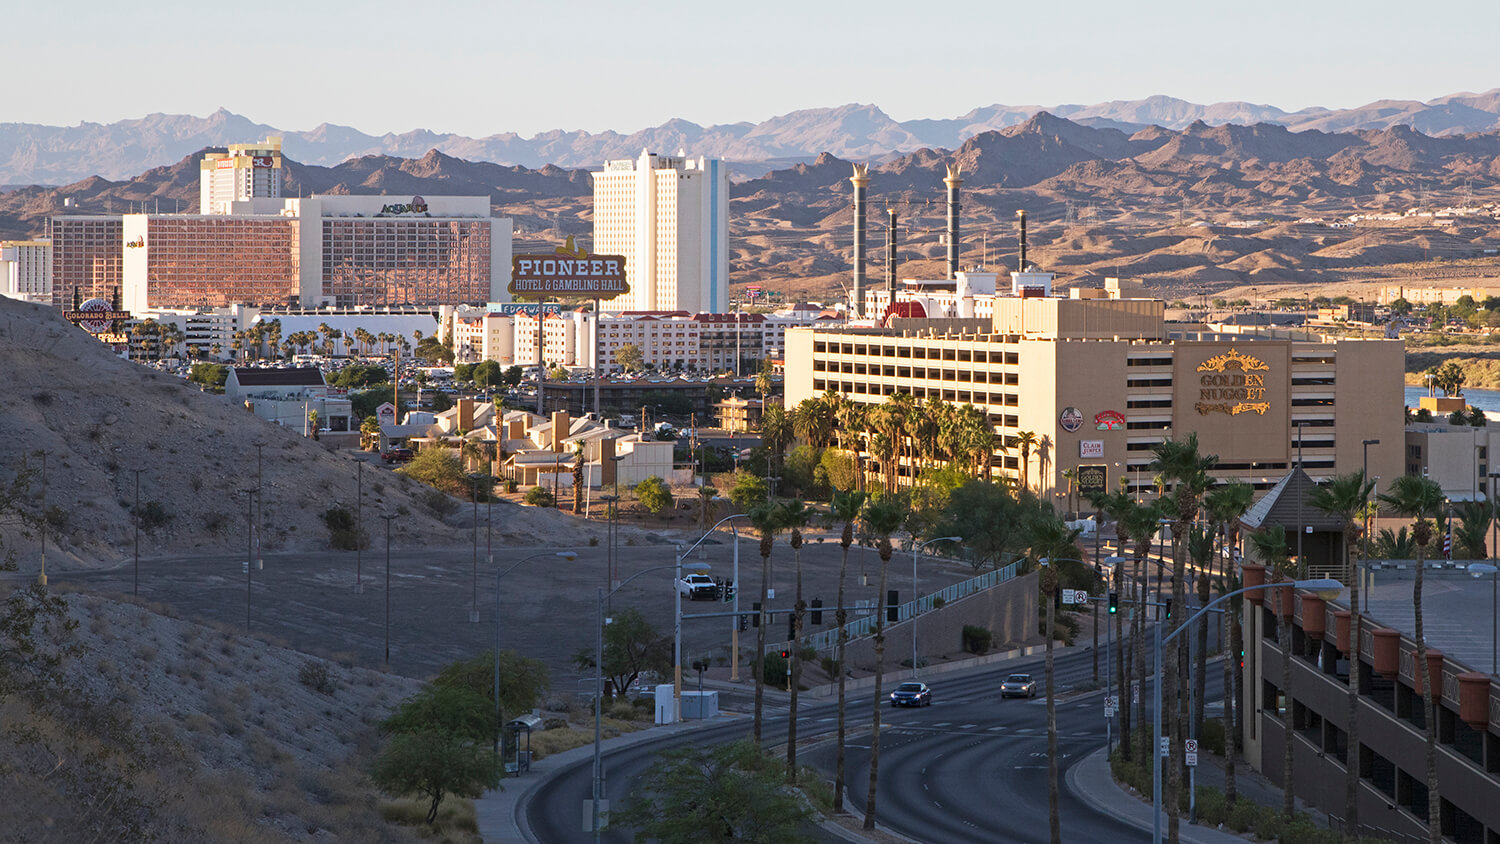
[12,0,1500,137]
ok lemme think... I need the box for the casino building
[784,294,1404,501]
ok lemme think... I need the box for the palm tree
[1248,524,1295,820]
[825,489,867,813]
[759,403,794,496]
[747,502,785,745]
[1203,480,1255,806]
[779,499,812,782]
[791,396,835,450]
[1187,527,1215,739]
[861,495,906,832]
[1374,526,1415,559]
[1454,500,1492,559]
[1148,435,1217,841]
[1308,470,1376,837]
[1015,430,1038,492]
[570,442,585,515]
[1031,512,1082,844]
[1118,496,1167,758]
[1378,474,1446,844]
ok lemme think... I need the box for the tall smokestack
[886,207,898,304]
[850,164,870,318]
[1016,209,1028,272]
[944,164,962,280]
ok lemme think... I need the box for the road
[524,640,1223,843]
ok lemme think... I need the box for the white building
[593,150,728,314]
[200,137,283,215]
[0,240,52,303]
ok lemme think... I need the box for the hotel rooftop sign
[510,239,629,300]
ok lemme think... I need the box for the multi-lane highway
[523,642,1216,843]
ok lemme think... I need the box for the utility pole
[381,514,398,671]
[256,443,264,570]
[133,469,142,596]
[356,459,364,593]
[38,450,49,586]
[244,489,257,628]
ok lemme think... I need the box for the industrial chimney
[886,207,898,304]
[944,164,962,280]
[1016,209,1028,272]
[850,164,870,318]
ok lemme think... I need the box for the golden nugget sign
[1195,348,1271,416]
[509,238,629,299]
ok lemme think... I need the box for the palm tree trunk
[1045,567,1062,844]
[1223,606,1237,807]
[864,546,893,831]
[753,549,769,745]
[787,541,804,782]
[1194,571,1210,741]
[835,537,851,813]
[1280,589,1295,819]
[1116,558,1132,760]
[1415,541,1440,843]
[1135,544,1149,737]
[1166,530,1184,844]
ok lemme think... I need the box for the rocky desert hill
[8,113,1500,301]
[0,296,612,570]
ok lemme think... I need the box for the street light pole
[493,550,578,763]
[912,536,960,677]
[356,459,364,593]
[591,560,710,841]
[37,450,48,586]
[133,468,142,597]
[380,514,397,671]
[1151,578,1344,843]
[244,489,256,628]
[1363,439,1380,602]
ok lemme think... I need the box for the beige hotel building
[785,295,1405,501]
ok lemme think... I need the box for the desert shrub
[319,507,368,551]
[298,661,337,696]
[1226,799,1259,833]
[962,624,993,655]
[798,645,817,663]
[761,650,788,688]
[201,511,228,534]
[634,476,672,515]
[395,447,467,496]
[421,488,460,517]
[524,486,555,508]
[1200,716,1225,756]
[1195,786,1227,827]
[820,655,839,676]
[1251,805,1284,840]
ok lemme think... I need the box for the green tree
[747,502,787,744]
[729,471,768,512]
[524,485,555,508]
[635,476,673,515]
[331,364,390,388]
[1014,430,1039,492]
[370,684,503,824]
[350,385,409,421]
[616,342,645,373]
[502,365,524,387]
[473,360,502,388]
[1389,297,1412,316]
[1454,500,1491,559]
[431,649,548,751]
[616,741,815,843]
[936,479,1031,572]
[819,448,859,493]
[187,363,229,390]
[430,391,454,413]
[572,606,671,696]
[397,448,467,496]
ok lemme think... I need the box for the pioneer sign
[509,247,629,299]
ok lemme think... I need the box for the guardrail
[800,560,1023,652]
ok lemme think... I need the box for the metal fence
[800,560,1023,652]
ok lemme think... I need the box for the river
[1405,385,1500,412]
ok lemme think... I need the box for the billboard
[1172,342,1291,464]
[509,253,628,299]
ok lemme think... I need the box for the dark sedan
[890,681,932,707]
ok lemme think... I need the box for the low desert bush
[298,661,337,696]
[962,624,993,654]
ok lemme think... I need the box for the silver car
[1000,673,1037,699]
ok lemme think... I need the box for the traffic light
[752,601,761,628]
[887,590,900,623]
[739,615,749,632]
[811,598,823,625]
[1108,592,1119,614]
[723,580,735,603]
[787,613,796,640]
[779,648,790,660]
[1164,599,1173,619]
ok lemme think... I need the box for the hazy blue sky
[14,0,1500,136]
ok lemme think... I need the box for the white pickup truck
[676,573,719,601]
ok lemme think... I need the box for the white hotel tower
[592,150,728,314]
[200,136,283,215]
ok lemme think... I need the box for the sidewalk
[1069,737,1330,843]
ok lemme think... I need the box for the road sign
[1186,752,1199,767]
[1106,695,1119,709]
[1132,681,1141,704]
[1159,737,1169,757]
[1104,703,1115,717]
[1061,589,1079,605]
[1185,739,1198,753]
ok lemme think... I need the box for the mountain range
[8,110,1499,296]
[8,89,1500,184]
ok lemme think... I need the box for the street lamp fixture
[494,550,578,765]
[912,536,960,676]
[1151,578,1343,843]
